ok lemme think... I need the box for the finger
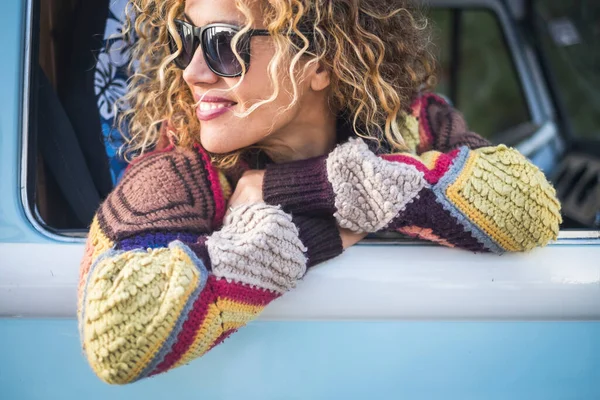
[224,205,236,222]
[225,189,241,221]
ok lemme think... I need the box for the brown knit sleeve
[96,146,220,242]
[414,93,491,154]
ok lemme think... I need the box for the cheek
[197,47,303,153]
[246,41,276,88]
[199,101,296,154]
[236,66,300,128]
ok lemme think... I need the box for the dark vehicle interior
[532,1,600,229]
[26,0,600,236]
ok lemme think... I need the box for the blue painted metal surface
[1,320,600,399]
[0,0,46,245]
[0,0,24,243]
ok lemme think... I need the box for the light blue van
[2,0,600,398]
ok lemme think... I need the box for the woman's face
[183,0,328,155]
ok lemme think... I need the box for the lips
[198,102,236,112]
[194,95,237,122]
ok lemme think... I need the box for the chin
[200,125,261,155]
[200,132,242,154]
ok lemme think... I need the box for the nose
[182,45,219,86]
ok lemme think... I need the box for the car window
[533,0,600,140]
[428,8,531,142]
[27,1,593,236]
[527,0,600,230]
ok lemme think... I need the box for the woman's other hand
[226,170,266,218]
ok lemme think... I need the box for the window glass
[428,9,530,139]
[32,3,589,234]
[534,0,600,140]
[531,1,600,229]
[34,0,112,232]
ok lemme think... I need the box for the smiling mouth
[198,102,236,112]
[195,101,237,121]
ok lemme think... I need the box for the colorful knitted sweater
[78,93,562,384]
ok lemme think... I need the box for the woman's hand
[338,227,368,249]
[226,170,266,218]
[228,169,366,248]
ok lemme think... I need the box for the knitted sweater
[264,93,562,252]
[78,93,561,384]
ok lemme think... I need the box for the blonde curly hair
[118,0,435,168]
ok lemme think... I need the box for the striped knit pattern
[78,146,326,385]
[263,93,562,253]
[386,95,561,250]
[79,92,562,385]
[439,145,562,251]
[80,205,305,384]
[325,140,560,253]
[96,147,221,240]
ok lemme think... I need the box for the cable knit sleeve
[264,97,562,253]
[78,146,342,385]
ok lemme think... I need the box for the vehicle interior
[27,0,600,237]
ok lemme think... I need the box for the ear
[308,60,331,92]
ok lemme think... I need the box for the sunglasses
[168,19,312,77]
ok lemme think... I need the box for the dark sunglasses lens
[169,21,196,69]
[203,27,249,76]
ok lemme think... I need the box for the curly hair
[117,0,436,168]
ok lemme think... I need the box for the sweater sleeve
[408,92,493,154]
[78,147,342,385]
[264,102,562,253]
[262,93,490,216]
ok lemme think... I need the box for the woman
[79,0,562,384]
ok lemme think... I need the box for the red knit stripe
[211,277,280,306]
[195,144,226,228]
[150,280,217,375]
[149,276,278,375]
[425,149,460,184]
[416,95,435,152]
[382,149,459,185]
[382,153,429,175]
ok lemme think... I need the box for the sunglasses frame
[170,20,269,77]
[170,19,313,77]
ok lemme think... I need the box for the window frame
[19,0,600,244]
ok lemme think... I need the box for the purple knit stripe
[263,155,336,216]
[187,236,212,271]
[291,214,343,268]
[387,189,488,252]
[118,232,199,251]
